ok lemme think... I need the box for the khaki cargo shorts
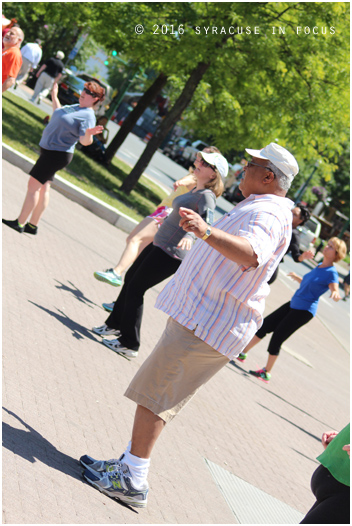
[124,317,229,423]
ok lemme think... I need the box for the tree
[121,62,211,193]
[6,2,349,197]
[325,144,350,216]
[105,72,168,164]
[87,2,349,194]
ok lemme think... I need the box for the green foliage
[6,2,349,201]
[3,2,91,62]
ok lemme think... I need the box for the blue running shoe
[83,464,148,508]
[80,454,123,473]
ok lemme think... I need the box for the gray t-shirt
[154,188,216,260]
[39,104,96,153]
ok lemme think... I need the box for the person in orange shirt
[2,26,24,93]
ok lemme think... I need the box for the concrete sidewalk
[2,159,349,524]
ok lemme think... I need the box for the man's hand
[179,207,207,238]
[179,207,258,267]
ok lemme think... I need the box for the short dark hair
[84,81,105,105]
[297,204,311,225]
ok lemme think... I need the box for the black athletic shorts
[29,148,74,184]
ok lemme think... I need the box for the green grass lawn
[2,92,168,221]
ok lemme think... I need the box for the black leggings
[300,464,350,524]
[105,243,181,350]
[256,302,313,356]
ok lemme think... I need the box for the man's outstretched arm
[179,207,258,268]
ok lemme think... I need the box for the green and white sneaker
[83,463,148,508]
[94,268,122,287]
[249,368,271,383]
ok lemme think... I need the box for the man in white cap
[16,38,42,86]
[30,50,64,104]
[80,143,299,509]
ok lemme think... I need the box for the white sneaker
[102,337,138,358]
[92,323,120,337]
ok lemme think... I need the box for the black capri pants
[30,148,74,184]
[300,464,350,524]
[256,301,313,356]
[105,243,182,351]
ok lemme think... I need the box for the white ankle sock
[123,449,150,490]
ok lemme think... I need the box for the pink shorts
[148,206,172,222]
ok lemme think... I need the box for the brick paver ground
[2,159,349,524]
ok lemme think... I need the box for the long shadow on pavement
[2,408,139,514]
[54,280,100,309]
[257,403,321,443]
[2,407,81,480]
[228,360,332,429]
[28,301,97,341]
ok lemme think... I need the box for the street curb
[2,143,138,234]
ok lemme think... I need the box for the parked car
[180,139,209,168]
[297,216,321,251]
[163,137,192,162]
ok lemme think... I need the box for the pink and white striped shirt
[155,194,294,359]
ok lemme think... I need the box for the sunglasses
[83,87,99,98]
[197,154,216,171]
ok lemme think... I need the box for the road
[9,84,350,353]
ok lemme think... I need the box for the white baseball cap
[198,151,229,179]
[245,142,299,180]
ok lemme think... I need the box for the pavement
[2,155,350,524]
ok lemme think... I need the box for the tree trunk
[104,72,168,165]
[120,61,211,194]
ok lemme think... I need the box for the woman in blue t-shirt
[2,80,105,235]
[238,237,347,382]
